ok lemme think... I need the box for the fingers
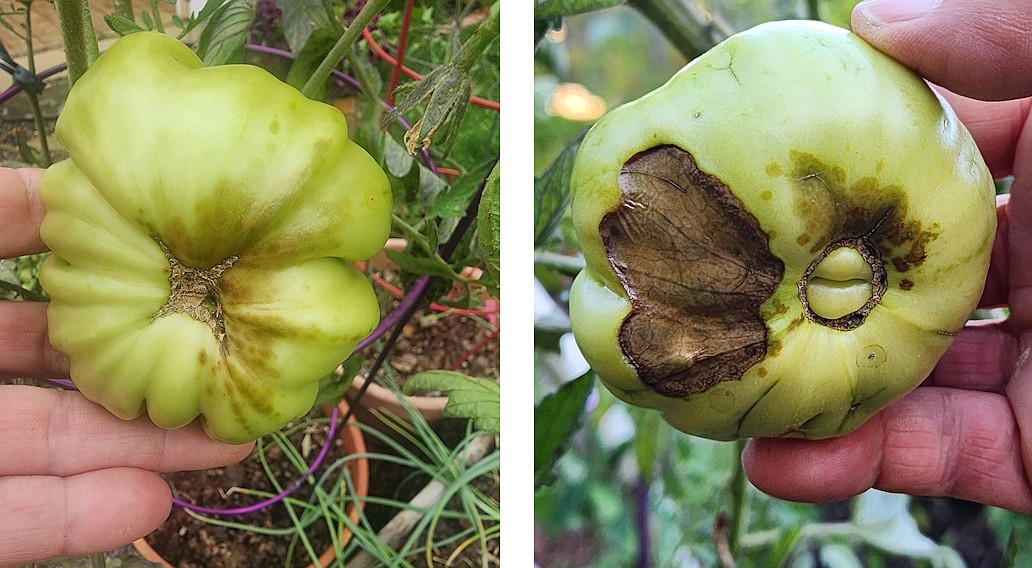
[0,301,67,378]
[978,193,1010,308]
[743,388,1032,512]
[0,385,254,477]
[0,468,172,568]
[935,93,1032,179]
[851,0,1032,101]
[0,167,46,258]
[1002,333,1032,495]
[925,320,1015,392]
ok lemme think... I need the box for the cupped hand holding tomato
[0,168,254,568]
[744,0,1032,512]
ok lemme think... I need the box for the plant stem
[21,4,51,165]
[386,0,415,105]
[22,4,35,74]
[626,0,733,61]
[89,552,105,568]
[454,9,499,73]
[635,477,651,568]
[25,90,51,166]
[301,0,391,100]
[52,0,99,85]
[534,251,585,277]
[806,0,821,20]
[727,440,749,557]
[349,163,494,403]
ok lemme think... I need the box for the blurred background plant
[533,1,1027,566]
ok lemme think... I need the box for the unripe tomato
[570,21,996,440]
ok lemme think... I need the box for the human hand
[743,0,1032,512]
[0,168,254,567]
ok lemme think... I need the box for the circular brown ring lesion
[796,236,887,331]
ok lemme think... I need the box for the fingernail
[857,0,942,25]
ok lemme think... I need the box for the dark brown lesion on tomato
[787,151,941,278]
[600,145,784,398]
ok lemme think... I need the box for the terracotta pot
[132,400,369,568]
[347,375,448,432]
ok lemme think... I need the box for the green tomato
[569,21,996,440]
[39,32,392,444]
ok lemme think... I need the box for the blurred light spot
[599,404,635,449]
[546,83,606,121]
[692,0,712,21]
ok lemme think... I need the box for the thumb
[851,0,1032,101]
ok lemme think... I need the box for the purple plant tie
[172,406,340,515]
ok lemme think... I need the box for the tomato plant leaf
[768,525,804,568]
[535,371,594,489]
[174,0,230,38]
[447,108,500,172]
[418,161,449,208]
[534,132,583,246]
[196,0,253,66]
[315,355,362,407]
[384,11,498,157]
[477,162,500,297]
[275,0,336,55]
[383,134,415,178]
[384,250,461,281]
[286,26,340,95]
[431,159,494,219]
[402,371,500,434]
[104,14,144,36]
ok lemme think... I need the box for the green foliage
[432,159,495,219]
[384,10,499,158]
[314,356,362,407]
[277,0,336,54]
[0,254,47,301]
[476,162,501,297]
[534,132,582,246]
[403,370,500,434]
[285,26,340,96]
[195,0,254,66]
[534,371,593,488]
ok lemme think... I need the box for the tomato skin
[569,21,996,440]
[39,32,391,444]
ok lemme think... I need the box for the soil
[146,407,350,568]
[363,303,501,387]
